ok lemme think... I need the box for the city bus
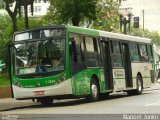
[9,26,154,105]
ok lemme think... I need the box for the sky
[121,0,160,32]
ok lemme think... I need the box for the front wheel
[86,79,99,102]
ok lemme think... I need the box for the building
[9,0,50,17]
[121,0,160,32]
[28,0,50,17]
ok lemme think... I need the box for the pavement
[145,82,160,91]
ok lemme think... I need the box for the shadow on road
[0,92,150,112]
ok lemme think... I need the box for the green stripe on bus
[66,26,99,36]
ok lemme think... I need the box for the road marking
[145,102,160,106]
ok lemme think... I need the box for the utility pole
[142,9,145,37]
[142,9,144,31]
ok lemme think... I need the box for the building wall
[28,0,50,17]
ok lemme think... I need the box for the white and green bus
[9,26,154,105]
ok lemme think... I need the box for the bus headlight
[56,75,65,84]
[14,80,23,87]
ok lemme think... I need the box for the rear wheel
[86,79,99,102]
[127,75,143,95]
[135,75,143,95]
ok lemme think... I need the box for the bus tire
[86,79,99,102]
[38,97,53,106]
[135,75,143,95]
[127,75,143,96]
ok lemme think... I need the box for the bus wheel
[127,75,143,96]
[86,79,99,102]
[38,97,53,106]
[135,75,143,95]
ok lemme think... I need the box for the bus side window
[111,40,123,68]
[147,45,153,63]
[129,43,140,62]
[83,37,99,67]
[139,44,149,62]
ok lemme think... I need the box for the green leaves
[130,27,160,46]
[45,0,98,26]
[92,0,119,31]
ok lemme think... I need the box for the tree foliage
[44,0,97,26]
[130,27,160,46]
[1,0,35,32]
[0,16,44,60]
[44,0,120,30]
[0,15,11,60]
[92,0,119,32]
[0,0,4,9]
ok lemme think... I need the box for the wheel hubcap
[91,84,98,98]
[138,80,142,92]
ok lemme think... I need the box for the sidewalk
[145,82,160,91]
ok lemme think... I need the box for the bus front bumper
[12,79,72,99]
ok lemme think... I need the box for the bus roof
[14,25,151,44]
[66,26,151,44]
[14,26,66,35]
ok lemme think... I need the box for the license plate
[34,91,45,96]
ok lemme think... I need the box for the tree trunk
[11,15,18,32]
[72,17,80,26]
[24,5,29,29]
[5,1,18,32]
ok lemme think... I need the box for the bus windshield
[14,33,65,76]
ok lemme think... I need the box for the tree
[2,0,19,32]
[130,27,160,46]
[18,0,34,28]
[92,0,119,32]
[0,15,11,59]
[1,0,35,32]
[44,0,97,26]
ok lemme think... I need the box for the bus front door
[102,41,113,90]
[121,43,133,88]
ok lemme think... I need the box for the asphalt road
[0,83,160,120]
